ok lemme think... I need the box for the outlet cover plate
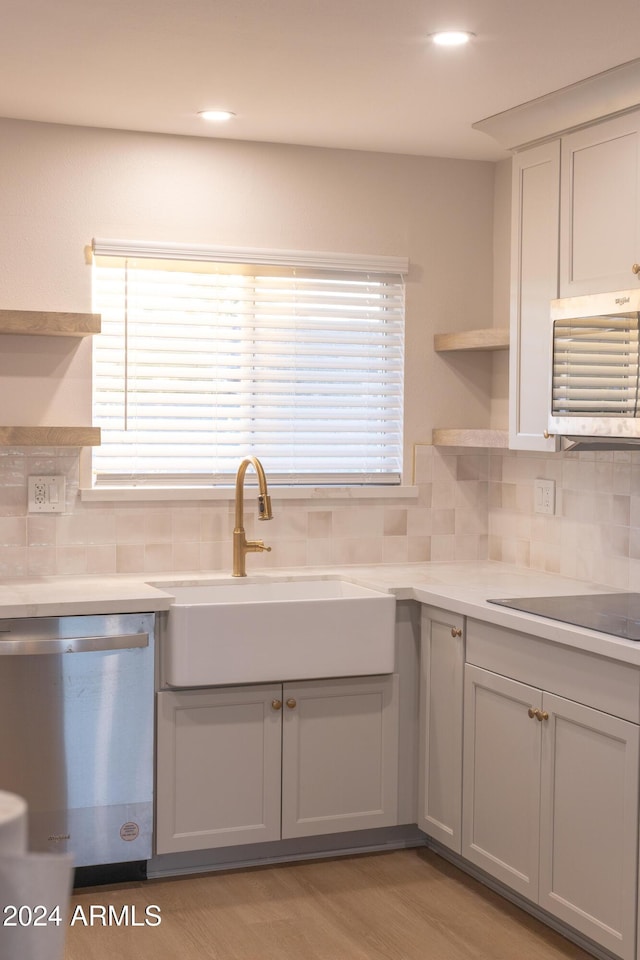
[28,475,65,513]
[534,478,555,516]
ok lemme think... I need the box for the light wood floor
[64,848,592,960]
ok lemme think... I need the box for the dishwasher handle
[0,633,149,656]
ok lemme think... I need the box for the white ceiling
[3,0,640,161]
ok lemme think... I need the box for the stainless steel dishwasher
[0,612,154,868]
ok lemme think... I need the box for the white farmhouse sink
[160,578,396,686]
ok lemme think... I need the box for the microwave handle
[0,633,149,656]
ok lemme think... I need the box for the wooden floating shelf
[0,427,101,447]
[432,429,508,449]
[0,310,101,337]
[434,328,509,352]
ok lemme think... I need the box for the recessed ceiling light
[198,110,236,122]
[430,31,475,47]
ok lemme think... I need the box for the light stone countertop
[0,561,638,666]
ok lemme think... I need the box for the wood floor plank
[63,849,594,960]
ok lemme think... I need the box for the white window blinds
[91,242,406,487]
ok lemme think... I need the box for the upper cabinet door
[509,140,560,451]
[560,112,640,296]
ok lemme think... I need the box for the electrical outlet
[534,478,555,516]
[28,476,65,514]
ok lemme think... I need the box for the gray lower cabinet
[417,606,464,853]
[463,663,640,960]
[156,674,399,855]
[463,620,640,960]
[418,607,640,960]
[156,683,282,854]
[280,675,399,839]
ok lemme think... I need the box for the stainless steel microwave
[549,288,640,447]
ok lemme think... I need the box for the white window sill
[79,485,420,503]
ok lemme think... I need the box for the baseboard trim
[148,824,425,879]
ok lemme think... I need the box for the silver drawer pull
[0,633,149,656]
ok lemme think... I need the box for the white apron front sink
[160,578,396,686]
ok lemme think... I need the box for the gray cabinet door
[539,692,639,960]
[156,684,282,854]
[418,607,464,852]
[462,665,542,899]
[281,675,399,839]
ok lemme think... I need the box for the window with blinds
[552,314,640,416]
[91,242,406,487]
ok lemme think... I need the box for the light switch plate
[28,475,66,513]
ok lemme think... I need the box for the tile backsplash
[2,445,639,588]
[488,447,640,590]
[0,445,487,578]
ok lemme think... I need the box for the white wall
[0,118,497,577]
[0,118,497,465]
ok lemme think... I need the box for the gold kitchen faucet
[232,456,273,576]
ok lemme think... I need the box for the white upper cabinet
[509,141,559,451]
[560,112,640,297]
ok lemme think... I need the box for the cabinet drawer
[466,618,640,722]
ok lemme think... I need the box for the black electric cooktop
[487,593,640,641]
